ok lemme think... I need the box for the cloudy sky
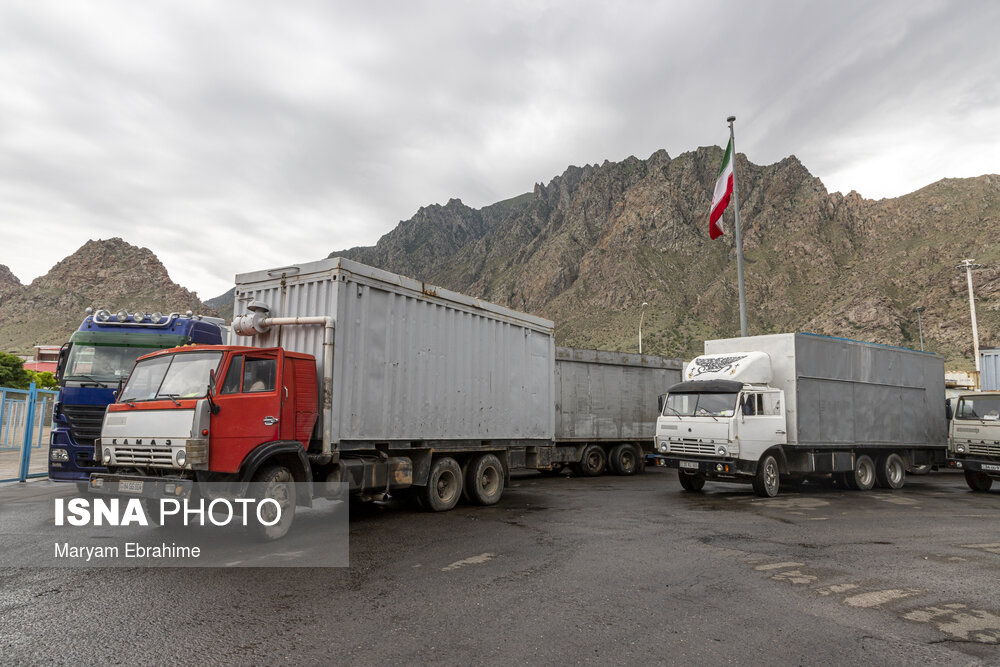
[1,0,997,299]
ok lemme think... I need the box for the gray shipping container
[981,349,1000,391]
[233,257,556,448]
[555,347,682,442]
[705,333,946,448]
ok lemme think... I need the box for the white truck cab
[946,390,1000,492]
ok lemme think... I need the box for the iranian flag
[709,139,734,239]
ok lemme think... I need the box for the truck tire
[465,454,505,505]
[875,453,906,490]
[965,470,994,492]
[752,454,780,497]
[422,457,463,511]
[249,465,297,541]
[574,444,606,477]
[846,455,876,491]
[678,471,705,492]
[609,444,641,476]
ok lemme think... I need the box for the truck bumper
[648,454,753,477]
[88,473,195,500]
[947,457,1000,477]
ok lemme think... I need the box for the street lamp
[912,306,925,352]
[957,259,984,386]
[639,302,649,354]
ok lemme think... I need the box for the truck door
[736,390,787,461]
[210,350,282,474]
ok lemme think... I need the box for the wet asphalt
[2,468,999,665]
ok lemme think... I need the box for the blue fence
[0,383,59,483]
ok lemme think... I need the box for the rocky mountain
[331,148,1000,369]
[205,288,235,321]
[0,238,215,354]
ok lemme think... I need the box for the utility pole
[913,306,925,351]
[639,302,648,354]
[957,259,984,386]
[727,116,748,337]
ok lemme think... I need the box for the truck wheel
[678,471,705,492]
[423,457,463,511]
[465,454,505,505]
[965,470,994,492]
[875,453,906,489]
[575,444,606,477]
[847,455,876,491]
[250,465,297,541]
[609,444,641,476]
[752,454,780,497]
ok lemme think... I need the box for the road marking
[843,589,920,608]
[756,498,830,511]
[959,543,1000,555]
[904,604,1000,643]
[872,496,919,506]
[772,569,817,585]
[816,583,859,596]
[442,552,495,571]
[754,561,805,571]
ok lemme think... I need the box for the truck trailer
[88,258,681,537]
[652,333,947,497]
[48,308,226,490]
[946,390,1000,492]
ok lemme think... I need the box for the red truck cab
[94,345,318,497]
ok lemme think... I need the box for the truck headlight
[50,448,69,462]
[175,449,187,467]
[658,442,668,453]
[102,448,112,464]
[957,444,966,453]
[717,446,728,456]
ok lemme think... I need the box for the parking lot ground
[1,468,999,664]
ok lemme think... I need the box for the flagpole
[728,115,748,337]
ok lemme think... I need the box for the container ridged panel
[554,347,682,441]
[335,281,553,442]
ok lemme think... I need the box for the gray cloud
[0,0,996,298]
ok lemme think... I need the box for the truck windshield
[119,351,223,402]
[956,396,1000,421]
[64,344,154,384]
[664,392,738,417]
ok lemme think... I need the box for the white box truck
[652,333,947,497]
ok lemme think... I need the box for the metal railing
[0,383,59,483]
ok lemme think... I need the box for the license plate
[118,480,144,494]
[679,461,699,470]
[982,464,1000,472]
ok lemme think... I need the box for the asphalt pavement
[1,468,999,665]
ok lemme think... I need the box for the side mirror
[657,394,667,413]
[945,399,953,421]
[207,369,220,415]
[56,342,71,382]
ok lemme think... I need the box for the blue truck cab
[48,308,226,488]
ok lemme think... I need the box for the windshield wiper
[663,405,683,417]
[158,393,182,407]
[73,374,109,388]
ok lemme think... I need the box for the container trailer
[88,258,681,537]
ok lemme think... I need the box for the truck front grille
[668,441,718,456]
[967,442,1000,458]
[63,405,106,447]
[112,446,174,467]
